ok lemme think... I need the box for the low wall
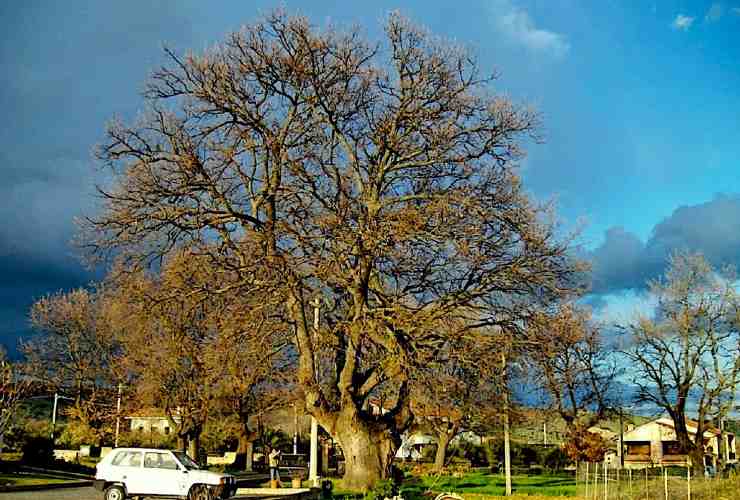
[53,450,80,462]
[207,451,237,465]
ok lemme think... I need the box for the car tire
[104,485,126,500]
[188,484,212,500]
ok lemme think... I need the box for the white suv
[94,448,237,500]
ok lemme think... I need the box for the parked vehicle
[94,448,236,500]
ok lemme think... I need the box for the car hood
[187,470,232,485]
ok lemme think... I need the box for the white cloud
[490,0,570,58]
[705,2,724,22]
[672,14,695,30]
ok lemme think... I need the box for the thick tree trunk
[332,411,399,491]
[689,446,705,476]
[188,433,201,464]
[434,434,451,471]
[233,424,254,471]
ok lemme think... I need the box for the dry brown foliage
[84,10,582,487]
[26,288,121,444]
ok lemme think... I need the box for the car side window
[144,452,179,470]
[111,451,143,467]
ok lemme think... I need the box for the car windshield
[173,451,200,470]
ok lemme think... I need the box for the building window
[164,427,170,435]
[662,441,683,455]
[626,442,651,456]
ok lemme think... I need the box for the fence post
[686,465,690,500]
[644,467,648,500]
[628,468,632,500]
[663,467,668,500]
[604,459,608,500]
[586,462,590,500]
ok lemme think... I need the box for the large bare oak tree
[85,11,580,488]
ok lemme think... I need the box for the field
[328,470,740,499]
[402,471,576,498]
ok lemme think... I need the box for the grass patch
[325,471,577,499]
[402,471,576,498]
[0,472,77,487]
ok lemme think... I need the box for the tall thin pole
[644,467,648,500]
[309,299,320,486]
[543,422,547,446]
[293,403,298,454]
[501,351,512,497]
[604,459,607,500]
[114,383,122,448]
[50,392,59,441]
[619,408,624,469]
[663,467,668,500]
[687,465,691,500]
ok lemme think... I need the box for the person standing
[269,448,282,486]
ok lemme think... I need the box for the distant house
[126,408,180,435]
[623,417,737,469]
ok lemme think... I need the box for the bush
[421,444,437,462]
[366,478,395,500]
[57,421,99,450]
[21,437,55,465]
[2,418,52,452]
[515,445,540,466]
[544,446,570,472]
[459,442,488,467]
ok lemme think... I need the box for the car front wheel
[188,484,212,500]
[104,485,126,500]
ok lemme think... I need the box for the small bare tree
[411,332,502,470]
[622,252,740,473]
[528,303,617,452]
[26,288,120,445]
[0,349,32,445]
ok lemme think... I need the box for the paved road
[0,487,98,500]
[0,487,278,500]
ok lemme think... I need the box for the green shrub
[21,437,55,465]
[544,446,569,472]
[366,478,395,500]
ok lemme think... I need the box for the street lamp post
[51,392,58,441]
[50,393,73,442]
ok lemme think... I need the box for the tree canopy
[84,10,581,487]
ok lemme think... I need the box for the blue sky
[2,1,740,353]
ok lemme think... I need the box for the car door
[141,451,189,496]
[113,451,146,494]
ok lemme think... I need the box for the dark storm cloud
[0,2,200,354]
[588,194,740,295]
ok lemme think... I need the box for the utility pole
[50,392,59,441]
[619,408,624,468]
[309,298,320,486]
[543,422,547,446]
[293,403,298,454]
[501,351,512,497]
[114,383,123,448]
